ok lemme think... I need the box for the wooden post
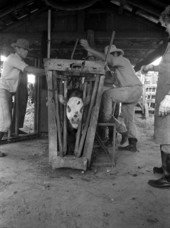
[46,71,58,163]
[53,72,63,156]
[74,81,87,156]
[83,75,105,166]
[47,9,51,58]
[77,76,99,157]
[63,80,67,155]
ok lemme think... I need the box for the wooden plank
[77,76,100,157]
[74,81,87,155]
[83,75,105,166]
[63,80,67,155]
[52,156,87,171]
[53,73,63,156]
[46,71,58,163]
[44,59,104,74]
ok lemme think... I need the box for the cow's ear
[58,94,66,105]
[83,95,91,106]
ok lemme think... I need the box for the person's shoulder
[7,53,18,60]
[122,56,131,63]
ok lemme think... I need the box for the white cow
[58,88,90,154]
[59,88,90,129]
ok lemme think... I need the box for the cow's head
[58,89,90,129]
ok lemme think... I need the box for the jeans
[101,85,142,138]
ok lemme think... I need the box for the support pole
[47,9,51,58]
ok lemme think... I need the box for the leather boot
[153,150,163,174]
[148,152,170,188]
[118,138,138,152]
[0,132,7,157]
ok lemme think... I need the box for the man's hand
[140,64,154,74]
[159,95,170,117]
[80,39,90,50]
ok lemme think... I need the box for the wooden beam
[0,31,166,43]
[134,39,168,72]
[127,0,161,16]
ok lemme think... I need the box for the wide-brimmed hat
[104,45,124,56]
[11,38,30,50]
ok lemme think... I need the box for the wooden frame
[44,58,105,170]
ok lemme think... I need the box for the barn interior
[0,1,170,228]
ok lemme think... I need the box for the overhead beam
[134,40,168,71]
[127,0,161,16]
[0,31,167,43]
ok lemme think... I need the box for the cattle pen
[44,58,116,170]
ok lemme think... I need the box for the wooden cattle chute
[44,59,105,170]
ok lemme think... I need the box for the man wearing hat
[80,39,142,152]
[0,38,45,157]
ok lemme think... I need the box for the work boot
[0,132,7,157]
[148,152,170,188]
[120,131,128,145]
[118,138,138,152]
[153,151,164,174]
[153,166,163,174]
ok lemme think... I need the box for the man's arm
[80,39,106,61]
[140,64,162,74]
[24,66,45,76]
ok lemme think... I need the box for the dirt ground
[0,114,170,228]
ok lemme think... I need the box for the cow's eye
[77,101,80,105]
[67,105,71,113]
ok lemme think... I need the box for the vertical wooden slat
[59,80,64,127]
[46,71,58,163]
[53,72,63,156]
[74,81,87,156]
[34,60,38,134]
[77,76,99,157]
[63,80,67,155]
[47,9,51,59]
[83,75,105,166]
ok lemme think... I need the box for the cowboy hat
[11,38,30,50]
[104,45,124,56]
